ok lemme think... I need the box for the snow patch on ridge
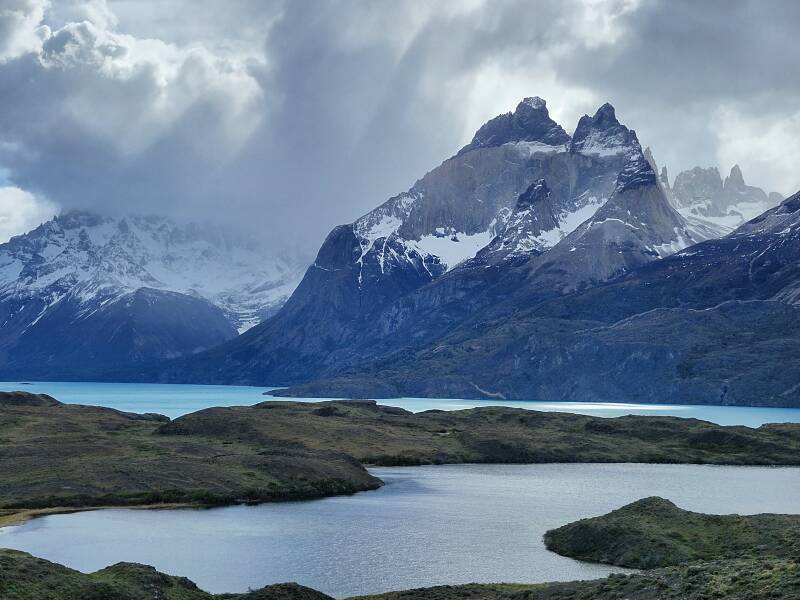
[546,197,609,244]
[651,227,693,258]
[409,228,497,271]
[573,129,638,157]
[508,141,569,157]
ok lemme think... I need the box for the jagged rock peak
[725,164,746,189]
[615,147,657,193]
[457,96,571,155]
[667,164,780,233]
[643,146,658,172]
[570,102,638,156]
[719,164,768,203]
[516,178,550,209]
[660,166,670,190]
[521,96,547,110]
[592,102,619,125]
[671,167,723,208]
[571,103,619,132]
[686,166,722,177]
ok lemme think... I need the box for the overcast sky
[0,0,798,251]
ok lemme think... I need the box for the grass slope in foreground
[0,548,330,600]
[359,559,800,599]
[1,550,798,600]
[2,391,800,523]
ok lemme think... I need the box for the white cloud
[3,0,264,158]
[0,186,58,242]
[446,62,599,145]
[420,0,641,144]
[0,0,797,252]
[0,0,51,62]
[570,0,641,49]
[714,105,800,196]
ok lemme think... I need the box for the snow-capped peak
[457,95,571,156]
[0,211,307,332]
[521,96,547,110]
[570,103,640,157]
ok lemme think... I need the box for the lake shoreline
[0,502,199,529]
[4,380,800,426]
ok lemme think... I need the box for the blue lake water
[1,380,799,425]
[1,463,799,598]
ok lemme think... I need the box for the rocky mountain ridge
[657,162,783,235]
[279,191,800,406]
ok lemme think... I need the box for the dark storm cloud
[0,0,798,250]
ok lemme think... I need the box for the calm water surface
[1,464,799,597]
[1,381,799,425]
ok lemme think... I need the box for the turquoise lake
[1,380,799,425]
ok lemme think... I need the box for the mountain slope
[0,212,306,379]
[346,140,706,371]
[523,146,698,293]
[0,288,236,379]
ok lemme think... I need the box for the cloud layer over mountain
[0,0,798,249]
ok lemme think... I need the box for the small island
[544,496,800,568]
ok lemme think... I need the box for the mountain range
[116,97,793,408]
[0,96,794,407]
[0,213,305,379]
[658,161,783,236]
[279,189,800,407]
